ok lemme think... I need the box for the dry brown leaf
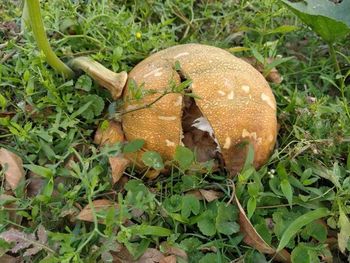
[109,156,130,184]
[94,120,125,146]
[198,189,221,202]
[186,190,203,200]
[160,255,177,263]
[241,57,282,84]
[135,248,165,263]
[0,148,25,190]
[161,242,187,260]
[230,183,291,262]
[0,194,22,225]
[76,199,118,224]
[0,254,21,263]
[0,225,48,257]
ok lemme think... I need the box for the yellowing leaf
[338,205,350,253]
[0,148,25,190]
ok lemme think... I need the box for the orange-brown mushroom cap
[122,44,277,174]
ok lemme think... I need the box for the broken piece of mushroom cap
[122,44,277,175]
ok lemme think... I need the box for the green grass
[1,0,350,262]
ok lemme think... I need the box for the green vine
[26,0,74,78]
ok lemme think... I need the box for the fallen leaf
[0,228,37,255]
[0,254,21,263]
[109,156,130,184]
[231,183,291,262]
[160,255,176,263]
[0,148,25,190]
[94,120,125,146]
[76,199,118,224]
[0,194,22,225]
[26,172,45,197]
[198,189,221,202]
[161,242,188,260]
[135,248,165,263]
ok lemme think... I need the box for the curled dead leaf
[161,242,188,260]
[198,189,221,202]
[109,156,130,184]
[94,120,125,146]
[160,255,176,263]
[231,183,291,262]
[0,148,25,191]
[135,248,165,263]
[186,189,221,202]
[77,199,118,224]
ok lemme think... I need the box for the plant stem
[328,42,340,74]
[26,0,74,78]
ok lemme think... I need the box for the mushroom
[122,44,277,174]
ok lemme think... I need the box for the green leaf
[281,179,293,207]
[24,164,53,178]
[123,139,145,153]
[216,203,240,235]
[291,244,311,263]
[129,225,172,237]
[181,195,201,219]
[347,151,350,170]
[250,47,264,64]
[277,208,330,251]
[141,151,164,170]
[266,25,298,35]
[197,207,217,236]
[199,253,219,263]
[0,93,7,110]
[281,0,350,43]
[304,222,327,242]
[174,146,194,170]
[247,197,256,219]
[79,95,105,120]
[75,75,92,91]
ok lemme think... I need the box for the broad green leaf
[181,195,200,218]
[281,0,350,43]
[281,179,293,207]
[24,164,53,178]
[174,146,194,170]
[291,244,311,263]
[277,208,330,251]
[216,203,240,235]
[123,139,144,153]
[347,151,350,170]
[304,222,327,242]
[141,151,164,170]
[197,215,216,237]
[75,75,92,91]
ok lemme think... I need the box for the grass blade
[277,208,330,251]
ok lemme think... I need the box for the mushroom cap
[122,44,277,174]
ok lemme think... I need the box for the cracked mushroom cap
[122,44,277,174]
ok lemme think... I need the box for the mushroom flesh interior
[181,95,223,166]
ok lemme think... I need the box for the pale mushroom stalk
[69,57,127,100]
[25,0,127,97]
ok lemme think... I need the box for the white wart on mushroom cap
[122,44,277,174]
